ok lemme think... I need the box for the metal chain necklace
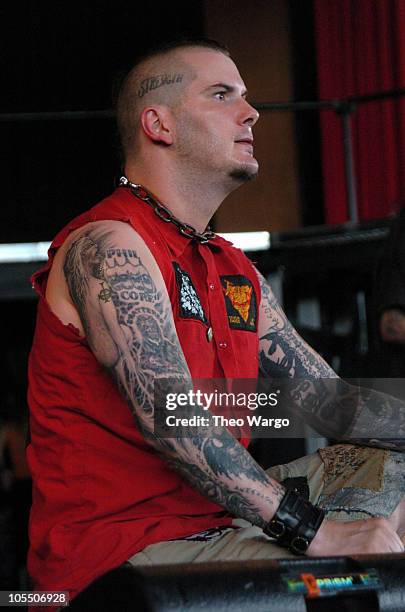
[118,176,215,244]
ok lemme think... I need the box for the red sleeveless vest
[27,187,261,600]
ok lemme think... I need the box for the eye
[214,91,227,101]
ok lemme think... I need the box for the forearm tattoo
[63,227,285,526]
[257,272,405,450]
[258,279,335,379]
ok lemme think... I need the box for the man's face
[171,49,259,183]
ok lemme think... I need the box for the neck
[124,158,237,233]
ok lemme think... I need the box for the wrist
[263,489,325,555]
[306,518,330,555]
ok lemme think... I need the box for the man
[28,39,405,605]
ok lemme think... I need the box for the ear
[140,107,173,146]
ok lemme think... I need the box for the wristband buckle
[289,535,310,555]
[264,489,325,555]
[266,518,286,539]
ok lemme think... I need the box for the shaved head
[115,39,230,160]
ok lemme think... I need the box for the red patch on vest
[220,275,257,331]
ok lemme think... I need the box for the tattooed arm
[257,271,405,450]
[62,220,286,529]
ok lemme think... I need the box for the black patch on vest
[220,275,257,331]
[173,262,207,324]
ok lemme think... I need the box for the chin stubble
[229,166,259,182]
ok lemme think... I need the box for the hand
[307,517,404,556]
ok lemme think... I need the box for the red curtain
[314,0,405,224]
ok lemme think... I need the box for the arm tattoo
[258,277,335,378]
[64,230,189,415]
[64,226,285,527]
[257,272,405,450]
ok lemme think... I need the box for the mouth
[235,138,253,145]
[234,138,254,155]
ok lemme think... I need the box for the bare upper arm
[45,227,87,336]
[58,220,191,425]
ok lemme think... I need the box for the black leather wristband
[263,489,325,554]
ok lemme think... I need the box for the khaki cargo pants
[128,444,405,565]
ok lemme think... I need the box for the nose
[238,98,260,127]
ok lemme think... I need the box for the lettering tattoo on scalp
[137,73,184,98]
[63,227,285,528]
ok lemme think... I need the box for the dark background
[0,1,208,243]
